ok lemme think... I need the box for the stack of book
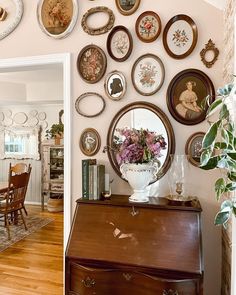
[82,159,105,200]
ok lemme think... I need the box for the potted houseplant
[46,123,64,145]
[200,83,236,227]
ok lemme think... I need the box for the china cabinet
[66,195,203,294]
[41,142,64,210]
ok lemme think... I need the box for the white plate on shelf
[38,111,46,121]
[27,117,39,127]
[29,110,38,117]
[13,112,28,125]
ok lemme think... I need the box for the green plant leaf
[206,98,223,117]
[215,178,226,200]
[214,142,227,150]
[221,200,233,210]
[228,122,235,133]
[228,172,236,182]
[225,183,236,192]
[228,153,236,160]
[217,158,228,169]
[226,159,236,172]
[233,205,236,217]
[200,156,219,170]
[221,128,229,144]
[202,121,220,149]
[214,211,231,226]
[220,104,230,120]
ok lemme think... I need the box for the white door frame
[0,53,72,246]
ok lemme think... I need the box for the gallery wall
[0,0,225,294]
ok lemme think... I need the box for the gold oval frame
[200,39,219,68]
[79,128,101,157]
[185,132,205,167]
[115,0,140,16]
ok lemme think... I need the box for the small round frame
[185,132,205,167]
[115,0,140,15]
[75,92,106,118]
[135,11,162,43]
[104,71,127,101]
[79,128,101,156]
[81,6,115,35]
[200,39,219,68]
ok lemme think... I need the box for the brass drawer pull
[163,290,178,295]
[82,276,96,288]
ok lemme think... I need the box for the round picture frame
[185,132,205,167]
[104,71,127,101]
[77,45,107,84]
[167,69,215,125]
[107,26,133,62]
[163,14,198,59]
[115,0,140,15]
[135,11,162,43]
[37,0,78,39]
[79,128,101,156]
[131,54,165,96]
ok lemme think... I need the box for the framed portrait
[185,132,205,167]
[0,0,23,40]
[79,128,101,156]
[163,14,198,59]
[167,69,215,125]
[135,11,162,43]
[77,45,107,84]
[104,71,127,101]
[107,26,133,62]
[131,54,165,96]
[115,0,140,15]
[37,0,78,39]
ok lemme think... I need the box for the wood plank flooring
[0,205,63,295]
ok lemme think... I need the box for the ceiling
[203,0,227,10]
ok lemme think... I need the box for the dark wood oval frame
[163,14,198,59]
[106,101,175,181]
[81,6,115,35]
[131,54,165,96]
[185,132,205,167]
[107,25,133,62]
[167,69,215,125]
[77,44,107,84]
[75,92,106,118]
[79,128,101,156]
[115,0,140,15]
[135,11,162,43]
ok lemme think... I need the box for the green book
[82,159,96,199]
[97,165,105,200]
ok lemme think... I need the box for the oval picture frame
[135,11,162,43]
[200,39,219,68]
[0,0,23,40]
[163,14,198,59]
[104,71,127,101]
[75,92,106,118]
[79,128,101,156]
[131,54,165,96]
[107,25,133,62]
[81,6,115,35]
[115,0,140,15]
[185,132,205,167]
[77,45,107,83]
[37,0,78,39]
[167,69,215,125]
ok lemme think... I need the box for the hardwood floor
[0,205,63,295]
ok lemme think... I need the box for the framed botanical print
[77,45,107,84]
[37,0,78,39]
[167,69,215,125]
[0,0,23,40]
[107,26,133,62]
[115,0,140,15]
[185,132,205,167]
[104,71,126,101]
[79,128,101,156]
[131,54,165,96]
[135,11,162,43]
[163,14,198,59]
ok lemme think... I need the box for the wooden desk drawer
[69,263,198,295]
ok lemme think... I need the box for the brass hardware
[130,206,139,217]
[163,290,179,295]
[82,276,96,288]
[123,273,132,281]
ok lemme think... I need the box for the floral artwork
[139,16,157,39]
[79,46,106,83]
[113,31,129,56]
[114,128,167,165]
[138,63,157,88]
[172,29,189,47]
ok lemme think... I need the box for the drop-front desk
[65,195,203,295]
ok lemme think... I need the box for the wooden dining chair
[9,163,32,216]
[0,170,31,240]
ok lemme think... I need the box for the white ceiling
[203,0,227,10]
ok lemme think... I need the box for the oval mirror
[106,102,175,181]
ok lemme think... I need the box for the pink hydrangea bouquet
[114,128,167,165]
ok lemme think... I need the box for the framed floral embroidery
[77,45,107,84]
[163,14,198,59]
[135,11,161,43]
[131,54,165,96]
